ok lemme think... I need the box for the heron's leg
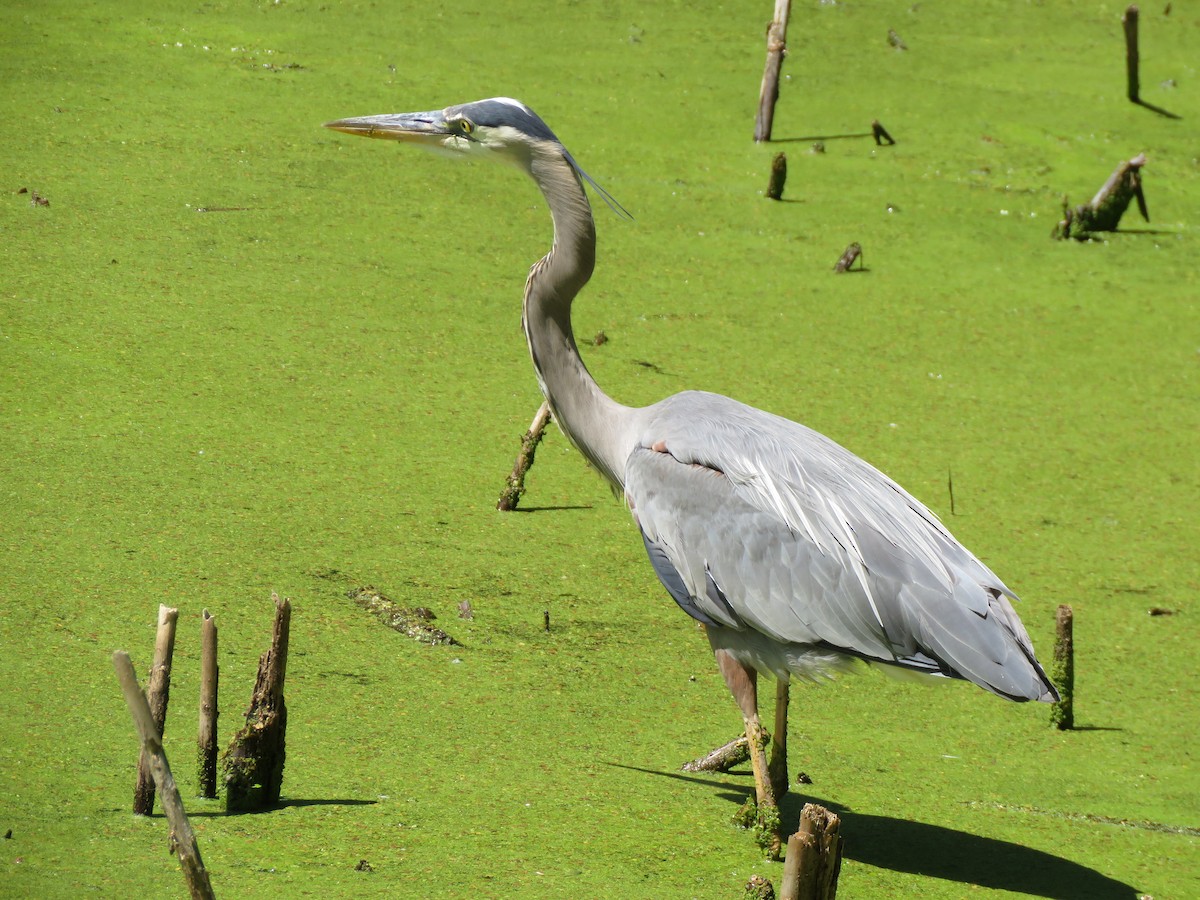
[714,649,781,860]
[767,676,789,799]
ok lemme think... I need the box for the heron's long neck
[522,149,633,488]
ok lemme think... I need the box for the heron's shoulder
[634,390,972,577]
[642,390,862,476]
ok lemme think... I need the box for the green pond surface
[2,1,1197,897]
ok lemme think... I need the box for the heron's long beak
[324,111,450,144]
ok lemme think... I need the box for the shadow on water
[182,797,379,818]
[772,132,874,143]
[1132,98,1181,120]
[608,764,1141,899]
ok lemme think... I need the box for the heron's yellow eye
[452,117,474,135]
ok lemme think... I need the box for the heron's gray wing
[627,392,1056,702]
[628,447,900,659]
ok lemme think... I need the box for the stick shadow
[772,132,874,143]
[183,797,378,818]
[608,764,1140,899]
[1132,98,1181,120]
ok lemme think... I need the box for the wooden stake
[1123,5,1140,103]
[223,594,291,811]
[766,152,787,200]
[113,651,216,900]
[1051,604,1075,730]
[497,400,552,511]
[780,803,843,900]
[754,0,793,142]
[197,609,219,799]
[134,604,179,815]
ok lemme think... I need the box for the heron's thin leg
[714,649,781,859]
[768,676,789,799]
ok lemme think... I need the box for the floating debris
[348,587,461,646]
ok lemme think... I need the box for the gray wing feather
[625,391,1056,702]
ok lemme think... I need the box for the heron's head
[325,97,564,167]
[325,97,630,218]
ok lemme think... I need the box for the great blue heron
[326,98,1058,855]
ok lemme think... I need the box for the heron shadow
[607,764,1139,899]
[510,504,594,513]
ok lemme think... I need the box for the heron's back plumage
[626,391,1057,703]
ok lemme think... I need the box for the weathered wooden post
[223,594,291,811]
[497,400,552,511]
[197,609,219,799]
[754,0,793,142]
[1123,5,1140,103]
[114,651,216,900]
[1051,604,1075,730]
[134,604,179,815]
[766,153,788,200]
[780,803,842,900]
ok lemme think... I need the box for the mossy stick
[1051,604,1074,730]
[766,153,787,200]
[223,594,290,811]
[682,734,750,773]
[497,400,552,511]
[197,609,218,799]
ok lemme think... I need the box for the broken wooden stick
[1051,604,1075,730]
[780,803,843,900]
[223,594,290,811]
[754,0,793,142]
[1052,153,1148,240]
[682,734,751,773]
[197,609,219,799]
[833,243,863,273]
[134,604,179,815]
[113,651,216,900]
[497,399,552,511]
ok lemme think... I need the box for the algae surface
[2,1,1197,897]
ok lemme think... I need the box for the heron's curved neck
[522,148,633,488]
